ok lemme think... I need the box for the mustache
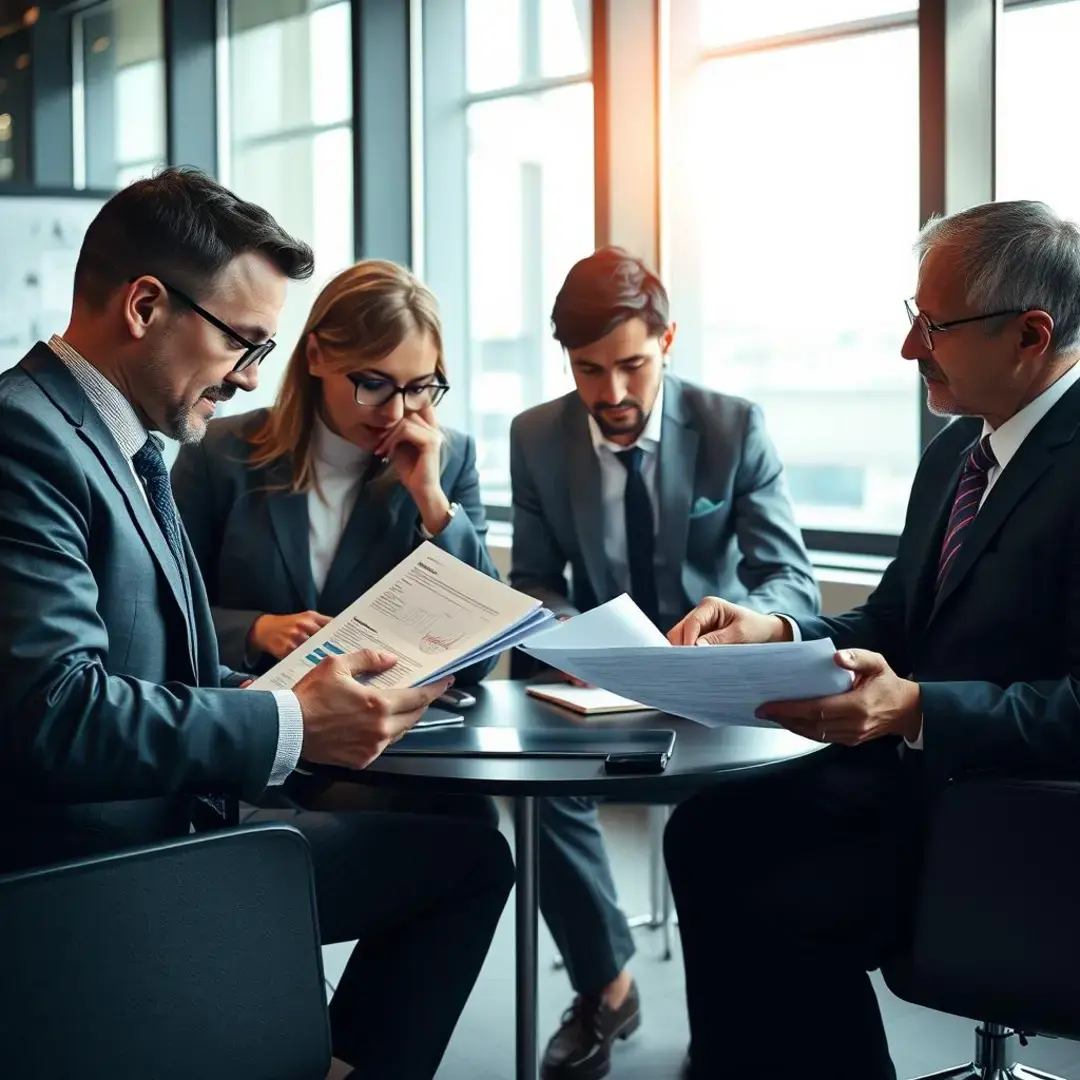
[917,359,943,381]
[595,399,643,414]
[201,384,236,403]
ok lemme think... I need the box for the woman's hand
[249,610,332,660]
[375,405,451,534]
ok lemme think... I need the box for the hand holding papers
[520,595,853,728]
[250,543,555,693]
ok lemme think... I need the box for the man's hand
[667,596,791,646]
[250,610,332,660]
[374,405,450,534]
[754,649,922,746]
[293,649,453,769]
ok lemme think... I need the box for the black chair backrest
[0,823,331,1080]
[883,776,1080,1041]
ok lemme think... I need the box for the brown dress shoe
[541,981,642,1080]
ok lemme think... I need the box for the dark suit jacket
[796,381,1080,779]
[0,345,279,873]
[509,374,820,626]
[171,408,500,685]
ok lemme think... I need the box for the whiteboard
[0,192,107,375]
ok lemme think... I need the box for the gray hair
[915,200,1080,354]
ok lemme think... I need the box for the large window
[423,0,594,507]
[997,0,1080,224]
[222,0,355,414]
[667,4,920,537]
[73,0,167,189]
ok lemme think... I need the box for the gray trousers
[535,795,636,995]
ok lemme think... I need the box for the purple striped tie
[937,434,997,590]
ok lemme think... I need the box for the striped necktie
[936,434,997,590]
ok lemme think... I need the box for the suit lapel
[565,400,616,603]
[929,392,1080,624]
[264,458,318,611]
[21,346,198,680]
[657,377,698,586]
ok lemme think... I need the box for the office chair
[0,823,331,1080]
[882,775,1080,1080]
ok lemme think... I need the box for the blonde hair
[249,259,446,493]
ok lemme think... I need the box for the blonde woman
[172,259,497,685]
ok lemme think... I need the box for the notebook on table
[524,684,652,716]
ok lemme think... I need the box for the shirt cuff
[776,614,802,642]
[268,690,304,785]
[904,718,925,751]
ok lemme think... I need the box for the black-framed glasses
[346,372,450,411]
[161,280,276,371]
[904,298,1025,352]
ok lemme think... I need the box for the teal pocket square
[690,496,724,517]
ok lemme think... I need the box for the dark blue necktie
[616,447,660,627]
[132,437,225,820]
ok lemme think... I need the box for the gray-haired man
[665,200,1080,1079]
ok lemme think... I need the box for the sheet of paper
[523,593,670,650]
[524,621,853,728]
[250,542,549,692]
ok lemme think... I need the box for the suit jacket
[0,345,279,874]
[509,374,820,627]
[796,381,1080,779]
[171,408,500,685]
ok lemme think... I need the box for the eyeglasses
[161,280,276,372]
[346,373,450,410]
[904,298,1025,352]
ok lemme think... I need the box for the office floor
[322,804,1080,1080]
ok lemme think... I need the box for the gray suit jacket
[171,408,500,685]
[0,345,279,874]
[509,374,819,625]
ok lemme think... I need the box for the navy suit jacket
[171,408,500,685]
[795,381,1080,779]
[0,345,279,873]
[509,374,820,627]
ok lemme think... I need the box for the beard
[144,347,237,444]
[918,357,960,417]
[592,398,648,440]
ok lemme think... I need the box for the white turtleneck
[308,414,372,595]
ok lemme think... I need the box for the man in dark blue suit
[0,168,513,1080]
[665,200,1080,1079]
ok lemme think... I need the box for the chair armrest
[0,824,331,1080]
[884,775,1080,1039]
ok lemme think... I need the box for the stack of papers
[519,595,853,728]
[250,543,555,692]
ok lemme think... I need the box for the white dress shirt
[783,359,1080,750]
[587,382,680,615]
[48,335,303,786]
[308,414,372,595]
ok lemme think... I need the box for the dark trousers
[664,743,924,1080]
[306,782,635,998]
[249,782,514,1080]
[537,796,636,995]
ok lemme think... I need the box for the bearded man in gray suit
[509,246,819,1080]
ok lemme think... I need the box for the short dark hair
[73,166,315,309]
[550,246,670,350]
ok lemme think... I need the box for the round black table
[325,679,828,1080]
